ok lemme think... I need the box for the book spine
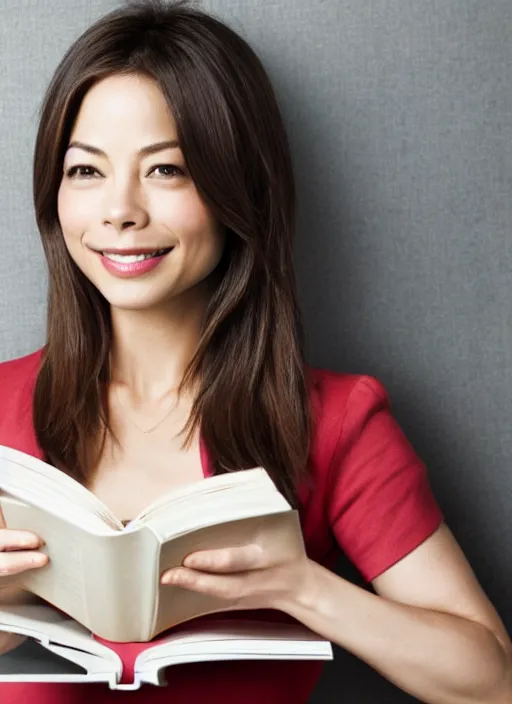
[81,527,158,642]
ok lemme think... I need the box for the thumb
[0,505,6,529]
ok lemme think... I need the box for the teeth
[103,249,167,263]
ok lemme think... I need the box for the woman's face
[58,73,225,312]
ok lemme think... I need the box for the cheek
[187,213,225,274]
[57,184,85,243]
[163,194,225,265]
[58,182,101,246]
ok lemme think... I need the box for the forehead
[70,73,177,140]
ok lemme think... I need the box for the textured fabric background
[0,1,510,701]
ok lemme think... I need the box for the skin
[1,73,511,702]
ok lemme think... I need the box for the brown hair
[33,0,311,506]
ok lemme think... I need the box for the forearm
[279,560,512,704]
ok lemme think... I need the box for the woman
[0,1,510,702]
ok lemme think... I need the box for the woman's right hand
[0,506,48,582]
[0,507,48,655]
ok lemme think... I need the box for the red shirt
[0,350,443,703]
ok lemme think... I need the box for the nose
[102,178,149,233]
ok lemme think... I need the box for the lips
[92,246,174,278]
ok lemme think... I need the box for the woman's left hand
[160,542,316,612]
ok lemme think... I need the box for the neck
[109,293,206,401]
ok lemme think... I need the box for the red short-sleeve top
[0,350,443,704]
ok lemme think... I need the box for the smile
[102,248,172,263]
[92,247,174,278]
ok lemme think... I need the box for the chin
[105,294,172,312]
[86,271,177,311]
[86,268,214,313]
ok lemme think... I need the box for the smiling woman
[0,1,511,704]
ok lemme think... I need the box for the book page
[0,603,121,668]
[42,644,118,677]
[0,445,123,531]
[137,619,333,671]
[127,467,278,527]
[0,497,93,624]
[141,484,291,543]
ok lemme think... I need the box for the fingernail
[22,536,44,548]
[21,540,38,549]
[32,554,47,565]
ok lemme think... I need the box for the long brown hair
[33,0,311,506]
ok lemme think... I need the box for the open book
[0,602,332,689]
[0,445,305,642]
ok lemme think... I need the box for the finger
[161,567,247,601]
[181,547,255,573]
[181,544,268,573]
[0,530,45,552]
[0,551,48,577]
[0,507,5,530]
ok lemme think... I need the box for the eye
[148,164,185,178]
[65,165,99,179]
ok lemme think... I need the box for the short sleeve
[326,376,443,582]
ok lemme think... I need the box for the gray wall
[0,1,510,702]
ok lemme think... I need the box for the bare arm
[281,523,512,703]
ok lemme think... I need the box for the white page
[137,620,333,670]
[0,604,121,671]
[33,644,116,676]
[0,447,280,537]
[143,484,290,542]
[0,673,118,685]
[0,494,118,541]
[0,446,122,530]
[128,467,277,526]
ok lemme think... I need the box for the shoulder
[305,364,390,438]
[305,363,388,402]
[304,363,417,488]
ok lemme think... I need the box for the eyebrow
[66,139,181,158]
